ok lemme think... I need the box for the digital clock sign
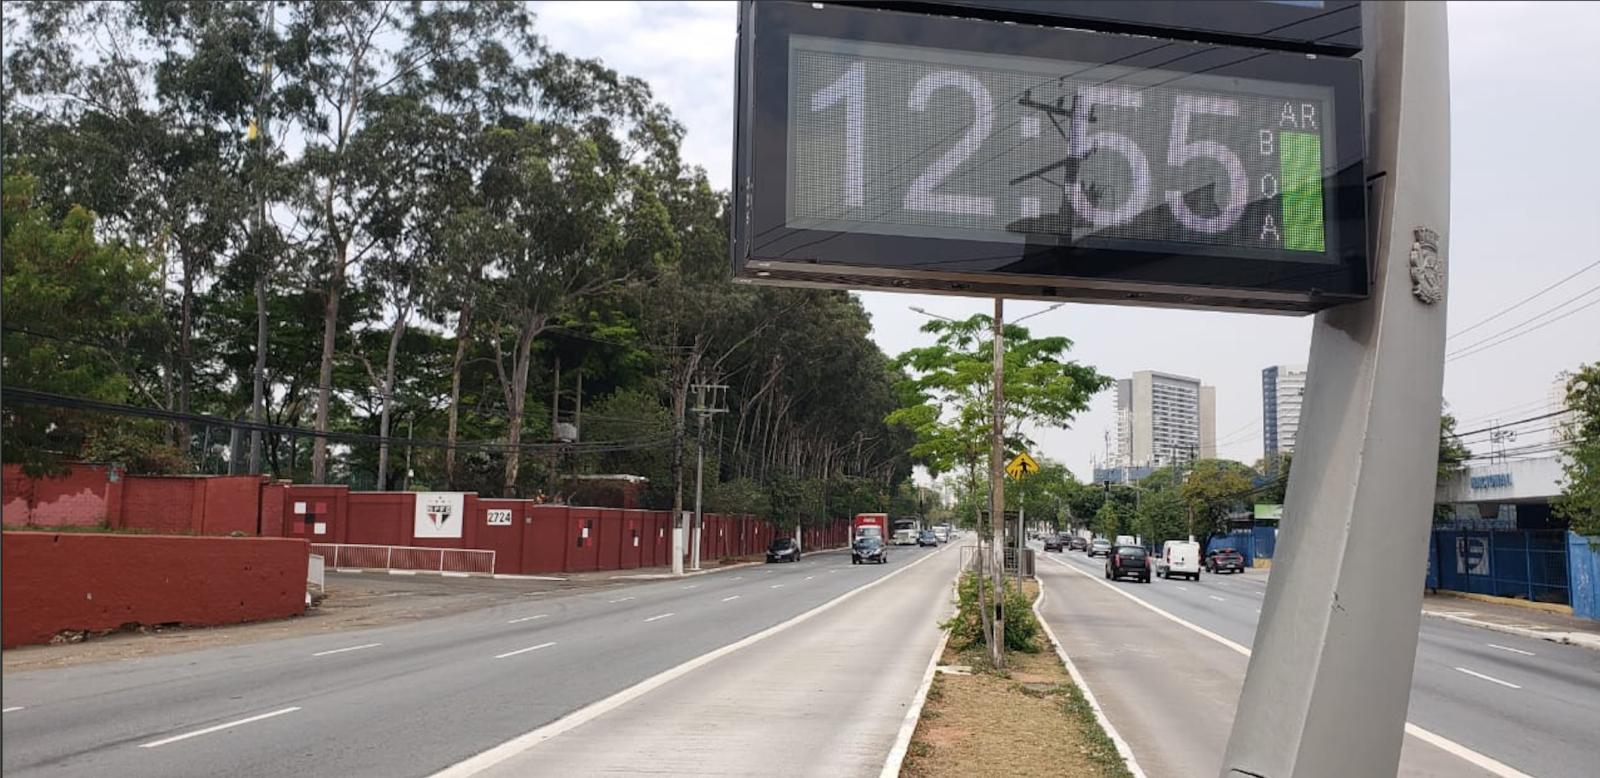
[733,1,1369,313]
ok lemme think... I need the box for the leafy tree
[889,314,1109,529]
[1133,486,1188,546]
[1092,500,1124,540]
[1435,406,1473,523]
[1554,364,1600,536]
[1252,453,1292,506]
[1180,459,1256,538]
[0,173,175,473]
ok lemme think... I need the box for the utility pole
[988,299,1006,668]
[247,1,275,475]
[690,382,728,572]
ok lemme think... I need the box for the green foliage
[1,173,182,474]
[1133,487,1189,546]
[942,572,1041,654]
[1435,407,1473,523]
[1,2,917,510]
[1555,364,1600,536]
[1092,501,1124,539]
[1180,459,1256,538]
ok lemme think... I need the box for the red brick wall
[1,464,113,527]
[118,477,200,534]
[198,477,265,535]
[1,532,309,648]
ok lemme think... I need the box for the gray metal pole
[692,413,705,571]
[1221,4,1450,776]
[989,298,1006,668]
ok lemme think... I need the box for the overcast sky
[531,1,1600,481]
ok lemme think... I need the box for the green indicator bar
[1279,131,1325,252]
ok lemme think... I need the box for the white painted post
[1222,4,1450,776]
[386,545,393,570]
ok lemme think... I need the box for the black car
[1106,545,1151,583]
[766,537,801,563]
[852,537,888,565]
[1068,536,1089,552]
[1206,548,1246,574]
[917,530,939,547]
[1043,534,1067,552]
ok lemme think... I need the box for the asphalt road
[2,542,954,778]
[1037,544,1600,778]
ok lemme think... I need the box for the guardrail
[308,543,496,576]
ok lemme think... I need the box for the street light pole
[988,298,1006,668]
[690,382,728,573]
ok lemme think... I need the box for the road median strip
[899,571,1135,778]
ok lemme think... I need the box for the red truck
[852,513,889,542]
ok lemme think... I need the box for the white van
[1115,535,1137,548]
[1157,540,1202,581]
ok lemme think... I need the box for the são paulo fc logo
[425,498,454,530]
[1409,227,1444,305]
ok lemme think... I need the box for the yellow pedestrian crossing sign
[1006,452,1039,480]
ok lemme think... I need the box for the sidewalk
[1422,592,1600,651]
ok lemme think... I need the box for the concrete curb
[1421,610,1600,652]
[1033,574,1148,778]
[1432,589,1574,616]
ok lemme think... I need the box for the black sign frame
[732,0,1368,313]
[847,1,1364,56]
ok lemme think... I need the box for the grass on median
[901,576,1133,778]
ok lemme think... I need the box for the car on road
[1206,548,1246,574]
[852,536,888,565]
[917,530,939,547]
[1068,536,1089,552]
[766,537,802,563]
[1157,540,1202,581]
[1043,533,1068,552]
[1106,545,1151,583]
[1087,538,1113,558]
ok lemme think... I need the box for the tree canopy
[1,1,915,521]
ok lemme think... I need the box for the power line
[1445,409,1571,440]
[1445,281,1600,357]
[1447,257,1600,341]
[1,387,674,455]
[1446,296,1600,363]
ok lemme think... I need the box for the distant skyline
[531,1,1600,479]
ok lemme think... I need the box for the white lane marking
[139,707,301,748]
[1404,722,1535,778]
[494,642,556,660]
[721,595,741,602]
[2,706,24,713]
[1034,574,1149,778]
[770,584,785,589]
[608,596,635,603]
[507,615,548,624]
[432,542,957,778]
[680,584,699,590]
[1486,643,1535,656]
[1209,595,1226,602]
[644,612,675,623]
[311,642,382,657]
[1041,554,1533,778]
[731,577,743,581]
[1175,586,1189,591]
[805,576,815,581]
[881,617,954,778]
[1454,667,1522,689]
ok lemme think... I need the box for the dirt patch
[902,581,1131,778]
[2,571,629,674]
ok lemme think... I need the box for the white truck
[891,518,921,545]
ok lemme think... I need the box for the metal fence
[1431,530,1569,605]
[309,543,497,575]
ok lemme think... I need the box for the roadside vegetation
[903,575,1132,778]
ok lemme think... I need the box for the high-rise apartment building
[1263,364,1308,458]
[1114,371,1216,469]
